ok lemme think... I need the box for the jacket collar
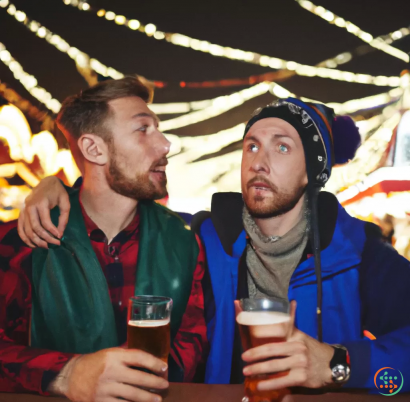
[210,191,339,256]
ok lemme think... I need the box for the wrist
[320,342,336,386]
[47,355,81,396]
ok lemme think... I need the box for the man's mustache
[247,176,278,192]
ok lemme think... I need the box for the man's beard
[244,176,306,219]
[106,149,168,201]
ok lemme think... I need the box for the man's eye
[278,144,289,153]
[249,144,259,153]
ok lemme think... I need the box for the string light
[326,87,403,115]
[0,42,61,113]
[159,82,273,131]
[295,0,410,63]
[15,10,26,22]
[2,2,403,98]
[169,26,402,89]
[128,19,140,30]
[150,103,193,115]
[115,15,126,25]
[105,11,115,21]
[6,2,14,14]
[1,3,125,82]
[151,98,229,115]
[56,0,401,86]
[145,23,157,35]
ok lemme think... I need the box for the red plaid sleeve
[0,222,73,395]
[170,235,209,382]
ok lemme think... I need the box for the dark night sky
[1,0,410,136]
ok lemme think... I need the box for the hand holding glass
[236,298,291,402]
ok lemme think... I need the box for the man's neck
[254,194,306,238]
[80,176,138,244]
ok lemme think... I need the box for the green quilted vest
[31,188,199,355]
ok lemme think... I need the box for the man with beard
[14,98,410,393]
[0,78,207,401]
[194,98,410,391]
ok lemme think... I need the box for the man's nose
[157,131,171,156]
[250,150,270,174]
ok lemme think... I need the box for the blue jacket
[194,192,410,390]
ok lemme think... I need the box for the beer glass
[237,298,291,402]
[127,296,172,363]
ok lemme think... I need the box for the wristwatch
[329,344,351,383]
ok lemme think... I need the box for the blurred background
[1,0,410,257]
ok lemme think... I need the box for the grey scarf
[243,204,309,300]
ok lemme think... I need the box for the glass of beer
[127,296,172,363]
[237,298,291,402]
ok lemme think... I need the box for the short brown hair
[56,76,152,140]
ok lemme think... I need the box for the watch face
[332,364,351,383]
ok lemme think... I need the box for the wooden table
[1,384,409,402]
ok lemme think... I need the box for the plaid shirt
[0,204,207,395]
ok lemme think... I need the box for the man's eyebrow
[244,135,260,143]
[131,112,160,123]
[244,133,292,142]
[272,133,292,139]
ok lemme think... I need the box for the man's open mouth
[151,159,168,174]
[250,182,272,191]
[151,166,166,173]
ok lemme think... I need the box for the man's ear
[77,134,108,166]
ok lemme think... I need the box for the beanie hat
[244,97,361,187]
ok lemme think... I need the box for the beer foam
[128,319,170,327]
[236,311,290,326]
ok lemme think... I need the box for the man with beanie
[16,98,410,393]
[195,98,410,391]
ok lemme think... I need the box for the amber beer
[237,299,291,402]
[127,296,173,363]
[127,319,170,362]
